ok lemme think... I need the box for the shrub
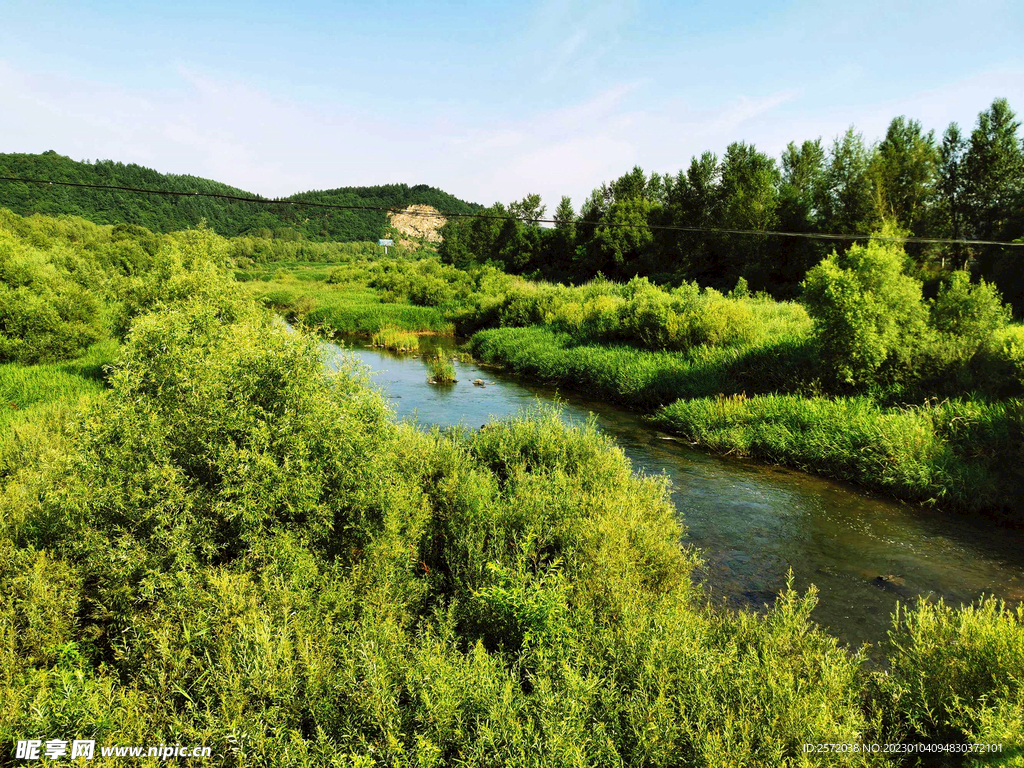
[0,231,105,364]
[803,226,930,386]
[873,597,1024,752]
[931,270,1011,352]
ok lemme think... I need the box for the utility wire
[1,174,1022,248]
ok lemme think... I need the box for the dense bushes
[0,301,867,764]
[803,230,931,386]
[873,597,1024,755]
[3,300,1022,763]
[0,229,105,363]
[804,231,1018,397]
[365,258,806,354]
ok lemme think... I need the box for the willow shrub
[0,229,106,364]
[871,597,1024,760]
[1,302,899,765]
[803,230,931,387]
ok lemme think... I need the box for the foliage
[871,597,1024,755]
[3,208,1024,763]
[803,228,931,386]
[931,270,1011,353]
[426,351,456,383]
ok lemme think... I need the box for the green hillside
[0,151,481,241]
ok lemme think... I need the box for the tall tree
[660,153,722,282]
[937,123,968,267]
[966,98,1024,313]
[871,117,938,234]
[718,142,781,286]
[776,139,827,291]
[549,196,578,276]
[819,128,875,236]
[963,98,1023,241]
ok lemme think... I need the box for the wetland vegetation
[2,206,1023,765]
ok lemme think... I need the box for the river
[325,336,1024,650]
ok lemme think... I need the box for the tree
[660,153,722,282]
[964,98,1023,241]
[965,99,1024,313]
[819,128,875,235]
[508,193,547,225]
[780,139,826,229]
[548,196,578,275]
[802,223,929,386]
[937,123,968,267]
[717,142,781,286]
[588,197,655,276]
[611,166,648,202]
[775,139,827,291]
[871,117,938,235]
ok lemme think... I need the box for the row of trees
[439,98,1024,311]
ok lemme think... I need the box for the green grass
[653,393,1024,518]
[0,339,117,430]
[426,351,457,383]
[370,326,420,353]
[470,325,810,409]
[250,280,455,334]
[308,298,453,334]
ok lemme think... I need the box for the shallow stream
[325,336,1024,650]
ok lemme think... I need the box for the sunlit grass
[426,351,456,383]
[371,326,420,353]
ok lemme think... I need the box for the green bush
[426,351,456,383]
[0,231,106,364]
[872,597,1024,756]
[931,270,1011,353]
[803,227,930,387]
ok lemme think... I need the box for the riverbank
[468,326,1024,522]
[239,245,1024,520]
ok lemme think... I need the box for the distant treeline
[439,98,1024,311]
[0,151,481,242]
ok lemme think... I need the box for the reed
[370,326,420,353]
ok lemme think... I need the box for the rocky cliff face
[388,204,447,245]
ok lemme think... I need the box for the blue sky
[1,0,1021,209]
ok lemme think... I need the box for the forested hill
[0,151,482,241]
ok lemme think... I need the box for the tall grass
[654,393,1024,517]
[470,325,811,408]
[370,326,420,353]
[426,351,456,383]
[252,282,455,334]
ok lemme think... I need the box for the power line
[1,174,1022,248]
